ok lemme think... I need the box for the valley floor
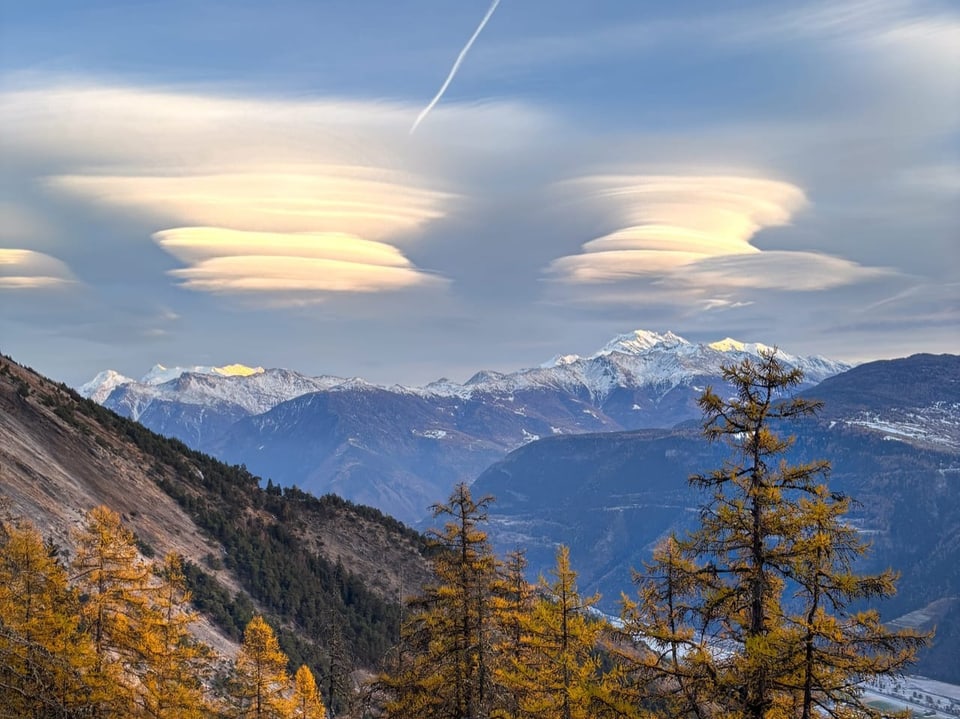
[864,675,960,717]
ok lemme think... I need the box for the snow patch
[541,353,581,368]
[140,363,264,385]
[78,369,133,402]
[412,429,448,439]
[520,429,540,443]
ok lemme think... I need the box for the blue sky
[1,0,958,386]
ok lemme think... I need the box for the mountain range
[79,330,850,522]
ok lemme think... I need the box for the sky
[1,0,958,387]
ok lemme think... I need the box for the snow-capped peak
[592,330,689,358]
[708,337,776,355]
[214,363,264,377]
[78,370,133,403]
[139,363,264,385]
[540,354,581,369]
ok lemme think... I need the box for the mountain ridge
[77,330,852,522]
[80,329,851,409]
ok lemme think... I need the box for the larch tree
[498,545,624,719]
[623,351,927,719]
[71,505,154,715]
[134,553,213,719]
[0,518,96,718]
[491,548,534,719]
[290,664,327,719]
[780,486,925,719]
[230,614,292,719]
[381,483,499,719]
[619,536,706,719]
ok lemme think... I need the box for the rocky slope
[0,354,432,670]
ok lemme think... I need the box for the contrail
[410,0,501,134]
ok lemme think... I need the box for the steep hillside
[0,353,432,675]
[473,353,960,682]
[802,353,960,450]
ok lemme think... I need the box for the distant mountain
[804,353,960,450]
[79,330,850,522]
[472,353,960,682]
[1,353,432,671]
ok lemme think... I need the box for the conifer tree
[780,486,924,719]
[622,351,927,719]
[619,537,704,718]
[290,664,327,719]
[135,553,212,719]
[381,483,499,719]
[491,549,534,718]
[0,519,96,718]
[71,505,153,715]
[497,545,620,719]
[230,614,292,719]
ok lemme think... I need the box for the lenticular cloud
[549,174,808,283]
[547,173,893,304]
[153,228,446,299]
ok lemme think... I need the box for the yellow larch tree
[71,506,153,655]
[134,552,213,719]
[623,351,927,719]
[491,548,534,719]
[71,504,154,715]
[0,518,97,718]
[498,545,624,719]
[289,664,326,719]
[230,614,293,719]
[380,483,500,719]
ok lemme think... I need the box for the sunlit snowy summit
[79,329,849,413]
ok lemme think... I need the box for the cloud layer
[547,174,895,308]
[1,84,481,303]
[0,0,956,384]
[154,227,445,298]
[0,249,76,289]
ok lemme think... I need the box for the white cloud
[1,82,544,302]
[0,81,552,170]
[679,251,894,291]
[50,169,450,239]
[546,173,897,305]
[0,249,77,289]
[154,227,445,298]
